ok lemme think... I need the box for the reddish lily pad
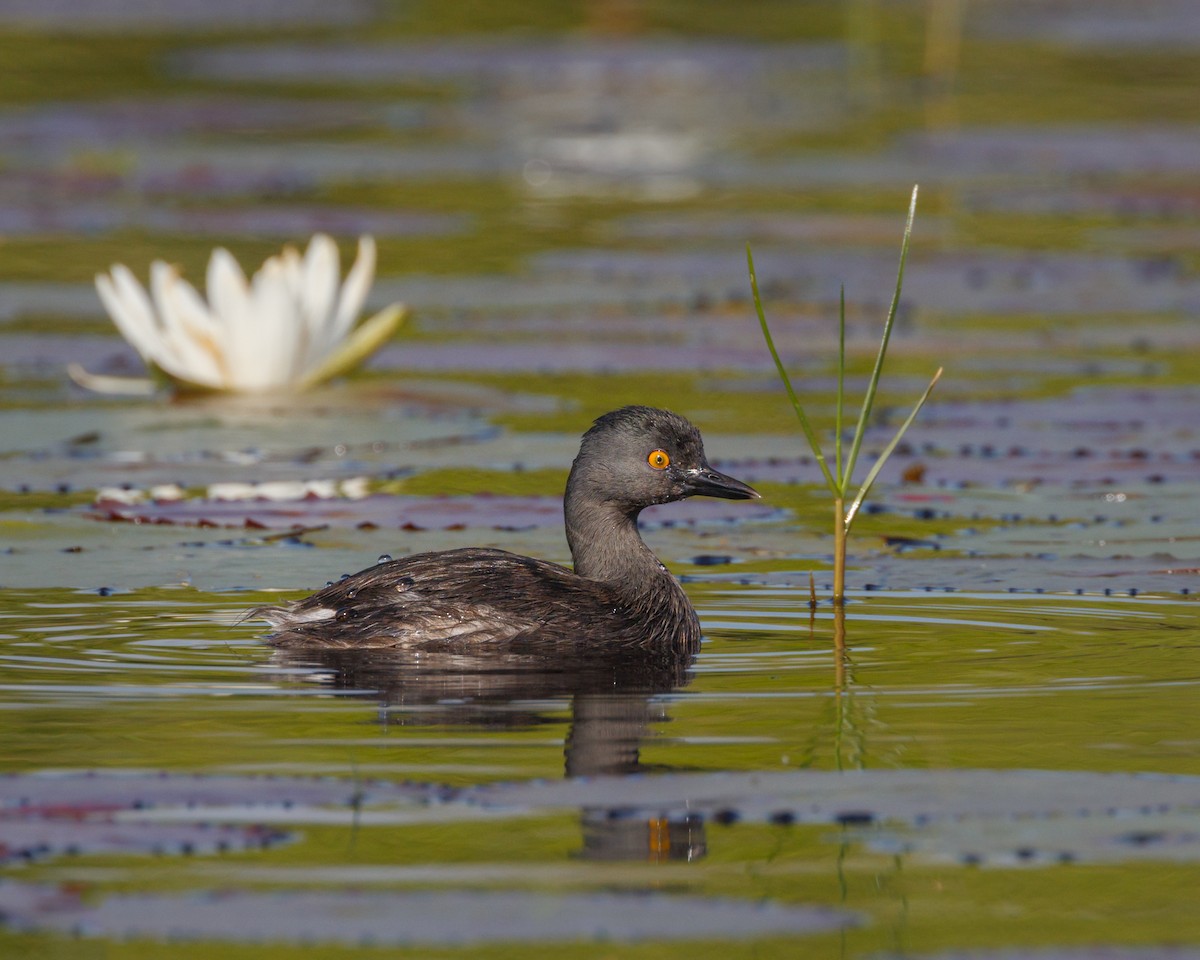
[86,491,781,531]
[0,819,287,864]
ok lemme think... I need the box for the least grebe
[251,406,758,650]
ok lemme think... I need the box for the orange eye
[647,449,670,470]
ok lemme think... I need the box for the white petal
[67,362,157,396]
[278,245,306,304]
[96,265,168,368]
[248,258,303,390]
[159,265,223,346]
[206,248,262,389]
[94,238,391,393]
[206,247,251,315]
[296,302,406,390]
[328,235,376,348]
[149,262,226,388]
[300,234,340,354]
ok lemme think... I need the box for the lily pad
[460,768,1200,827]
[85,490,781,531]
[0,883,852,945]
[0,819,288,864]
[1,768,422,813]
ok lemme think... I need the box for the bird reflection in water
[271,644,706,862]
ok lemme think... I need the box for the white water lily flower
[72,235,407,394]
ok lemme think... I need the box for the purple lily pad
[0,0,375,30]
[0,97,386,146]
[0,770,442,868]
[734,388,1200,490]
[1,769,423,813]
[0,819,287,864]
[0,202,467,239]
[368,339,773,373]
[0,769,430,868]
[177,39,843,87]
[85,492,780,532]
[533,245,1200,317]
[916,951,1200,960]
[458,768,1200,867]
[916,950,1200,955]
[0,883,852,944]
[461,768,1200,826]
[976,0,1200,50]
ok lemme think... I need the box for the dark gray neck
[565,499,666,585]
[565,499,702,651]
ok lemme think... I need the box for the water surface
[2,1,1200,956]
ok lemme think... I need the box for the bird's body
[251,406,758,650]
[258,546,694,651]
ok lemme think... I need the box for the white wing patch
[281,605,337,624]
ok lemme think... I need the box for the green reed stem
[748,184,939,607]
[747,244,838,494]
[844,365,943,529]
[836,285,846,484]
[842,185,918,491]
